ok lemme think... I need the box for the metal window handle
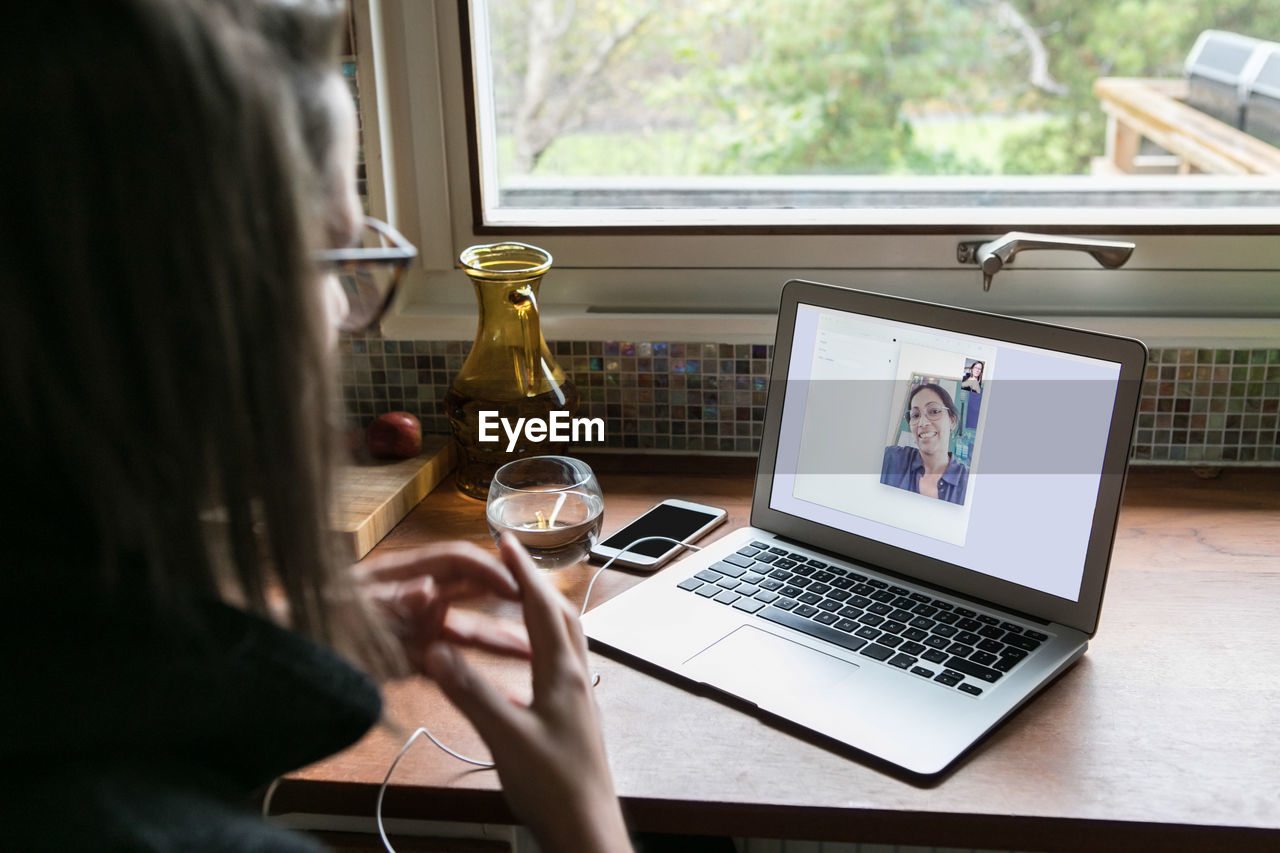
[956,232,1136,291]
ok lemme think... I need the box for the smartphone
[590,499,728,571]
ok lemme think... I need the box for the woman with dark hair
[962,360,984,393]
[0,1,630,850]
[880,383,970,504]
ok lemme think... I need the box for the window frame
[355,0,1280,345]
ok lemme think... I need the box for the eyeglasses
[314,216,417,333]
[907,405,951,424]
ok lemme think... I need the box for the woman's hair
[1,0,395,671]
[907,382,960,423]
[214,0,356,245]
[967,361,984,375]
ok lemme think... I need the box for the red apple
[366,411,422,459]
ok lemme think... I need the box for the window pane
[472,0,1280,219]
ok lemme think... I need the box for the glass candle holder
[485,456,603,570]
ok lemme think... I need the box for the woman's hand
[424,534,632,853]
[355,541,531,673]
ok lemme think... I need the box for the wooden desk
[274,460,1280,851]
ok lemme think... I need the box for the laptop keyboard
[676,541,1051,697]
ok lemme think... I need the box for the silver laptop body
[583,281,1146,776]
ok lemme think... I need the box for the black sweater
[1,591,381,850]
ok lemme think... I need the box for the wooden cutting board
[333,435,455,560]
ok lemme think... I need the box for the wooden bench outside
[1093,76,1280,174]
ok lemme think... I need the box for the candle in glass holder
[485,456,603,570]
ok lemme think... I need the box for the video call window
[788,313,991,549]
[879,358,985,506]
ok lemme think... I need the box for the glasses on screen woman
[907,405,951,424]
[314,216,417,333]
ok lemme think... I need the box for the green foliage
[642,0,989,175]
[488,0,1280,178]
[998,114,1094,175]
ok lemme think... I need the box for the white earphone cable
[369,535,703,853]
[579,535,703,617]
[374,726,495,853]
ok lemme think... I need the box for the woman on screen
[880,383,970,504]
[962,360,984,392]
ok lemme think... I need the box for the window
[472,0,1280,223]
[355,1,1280,344]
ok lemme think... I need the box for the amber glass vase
[445,242,579,499]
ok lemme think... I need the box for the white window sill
[380,302,1280,349]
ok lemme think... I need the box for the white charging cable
[578,535,704,617]
[369,534,703,853]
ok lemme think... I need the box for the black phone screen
[600,504,720,557]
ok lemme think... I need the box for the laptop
[581,280,1146,776]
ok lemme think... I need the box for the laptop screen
[768,302,1124,603]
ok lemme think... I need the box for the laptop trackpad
[683,625,859,706]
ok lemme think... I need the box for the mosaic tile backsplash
[339,336,1280,466]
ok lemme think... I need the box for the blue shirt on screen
[965,388,982,430]
[880,446,969,505]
